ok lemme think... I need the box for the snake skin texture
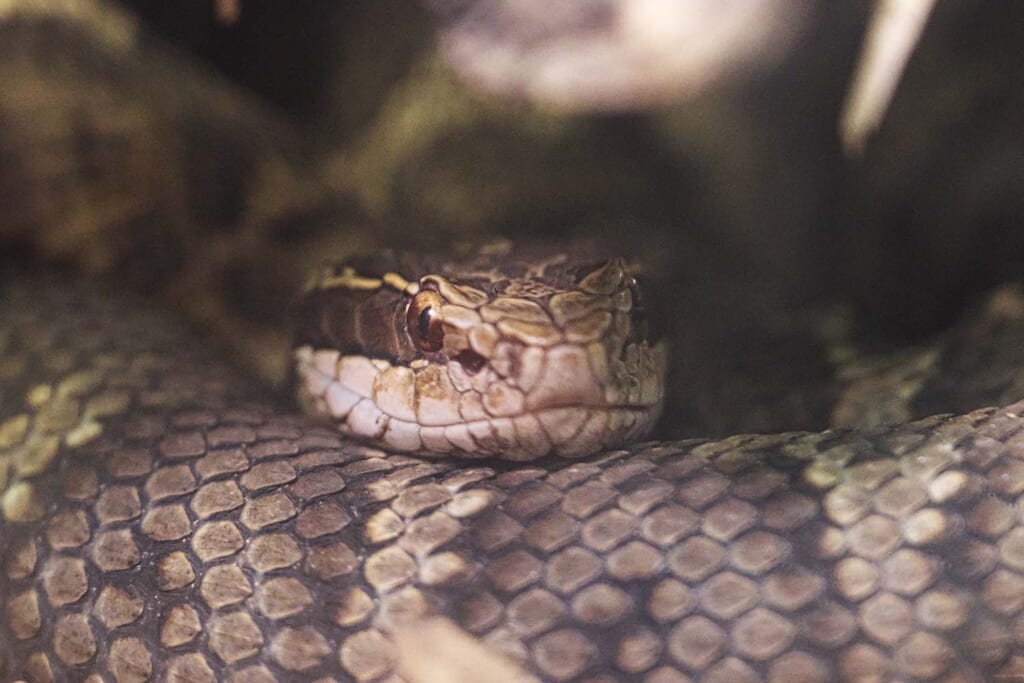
[6,278,1024,683]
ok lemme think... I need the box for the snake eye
[407,290,445,352]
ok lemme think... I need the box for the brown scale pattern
[5,277,1024,682]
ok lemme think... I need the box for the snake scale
[5,3,1024,683]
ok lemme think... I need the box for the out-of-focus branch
[840,0,937,156]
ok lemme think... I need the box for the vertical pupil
[418,307,433,341]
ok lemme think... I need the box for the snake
[7,251,1024,683]
[6,4,1024,683]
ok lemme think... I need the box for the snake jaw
[295,332,666,462]
[295,245,667,460]
[296,342,665,460]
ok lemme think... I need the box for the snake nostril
[455,349,487,374]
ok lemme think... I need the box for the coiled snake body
[6,252,1024,683]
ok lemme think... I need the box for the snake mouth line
[339,403,660,432]
[340,404,659,460]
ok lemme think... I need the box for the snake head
[294,242,667,460]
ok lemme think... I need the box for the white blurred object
[840,0,937,155]
[432,0,936,154]
[434,0,812,110]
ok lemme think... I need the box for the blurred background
[1,0,1022,438]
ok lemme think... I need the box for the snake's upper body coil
[294,241,667,460]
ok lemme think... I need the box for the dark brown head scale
[295,262,418,362]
